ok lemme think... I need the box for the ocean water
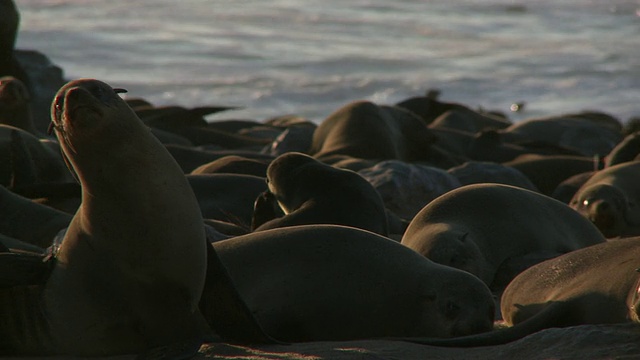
[14,0,640,124]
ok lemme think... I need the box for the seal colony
[2,5,640,359]
[2,78,639,358]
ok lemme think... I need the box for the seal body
[0,184,71,248]
[0,125,73,187]
[501,236,640,326]
[253,152,389,236]
[498,113,622,157]
[504,154,600,196]
[309,101,437,163]
[401,184,606,289]
[5,79,209,356]
[210,225,495,342]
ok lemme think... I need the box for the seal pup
[206,224,495,342]
[401,183,606,290]
[570,160,640,238]
[3,78,211,356]
[252,152,389,236]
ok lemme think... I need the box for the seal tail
[199,241,284,345]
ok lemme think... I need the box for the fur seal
[570,160,640,238]
[191,155,269,177]
[388,234,640,348]
[504,154,602,196]
[395,92,510,131]
[0,125,73,188]
[0,76,39,135]
[429,108,512,133]
[252,152,389,236]
[166,144,275,173]
[263,125,316,157]
[188,173,268,230]
[605,131,640,167]
[3,78,211,356]
[501,236,640,327]
[0,184,71,248]
[498,113,622,157]
[551,171,594,205]
[358,160,460,222]
[206,224,495,342]
[401,183,606,290]
[309,100,437,163]
[447,161,538,192]
[138,105,272,149]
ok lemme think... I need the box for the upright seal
[3,79,209,356]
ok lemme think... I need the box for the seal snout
[62,86,108,123]
[446,298,494,338]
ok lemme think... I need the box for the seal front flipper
[251,190,283,231]
[199,242,283,344]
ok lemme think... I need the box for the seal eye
[113,88,128,95]
[582,199,591,207]
[53,96,63,120]
[48,96,64,135]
